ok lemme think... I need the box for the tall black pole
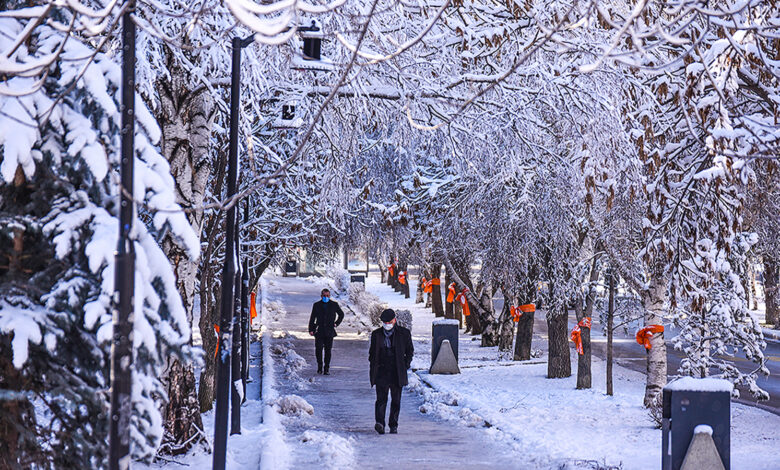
[212,35,242,470]
[109,5,136,470]
[241,200,250,396]
[230,218,242,434]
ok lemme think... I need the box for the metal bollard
[431,319,459,374]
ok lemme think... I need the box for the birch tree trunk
[156,64,215,451]
[575,258,599,389]
[497,293,515,352]
[480,282,499,346]
[641,273,668,407]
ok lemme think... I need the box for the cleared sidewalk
[263,275,525,469]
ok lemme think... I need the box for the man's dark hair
[321,288,330,295]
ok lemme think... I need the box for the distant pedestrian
[308,288,344,375]
[369,309,414,434]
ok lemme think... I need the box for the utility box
[431,319,459,367]
[284,259,297,275]
[662,377,731,470]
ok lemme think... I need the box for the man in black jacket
[368,309,414,434]
[308,288,344,375]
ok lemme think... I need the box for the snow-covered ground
[364,273,780,470]
[138,270,778,469]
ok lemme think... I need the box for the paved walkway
[265,276,523,469]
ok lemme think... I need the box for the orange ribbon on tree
[431,278,441,285]
[422,277,433,293]
[455,288,471,316]
[510,306,522,322]
[399,271,407,285]
[636,324,664,350]
[446,282,456,303]
[570,317,592,355]
[388,264,395,277]
[250,292,258,321]
[213,324,220,359]
[519,303,535,313]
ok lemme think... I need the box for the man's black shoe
[389,427,397,434]
[323,368,330,375]
[374,423,385,434]
[317,366,323,374]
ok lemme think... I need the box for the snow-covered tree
[0,4,198,465]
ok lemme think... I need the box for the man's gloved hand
[309,331,315,336]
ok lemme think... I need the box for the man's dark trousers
[315,335,334,370]
[375,383,402,428]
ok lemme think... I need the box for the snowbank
[274,394,314,417]
[300,430,356,469]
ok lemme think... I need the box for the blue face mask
[322,296,330,303]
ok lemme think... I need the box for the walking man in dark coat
[369,309,414,434]
[308,288,344,375]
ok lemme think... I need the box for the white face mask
[383,323,394,331]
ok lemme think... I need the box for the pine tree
[0,7,198,466]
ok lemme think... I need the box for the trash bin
[662,377,731,470]
[431,319,459,374]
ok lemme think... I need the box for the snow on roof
[664,377,733,393]
[432,319,460,326]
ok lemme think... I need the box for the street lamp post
[109,4,136,469]
[241,201,250,395]
[231,219,242,435]
[212,34,252,470]
[213,23,327,469]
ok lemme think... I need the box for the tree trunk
[156,64,214,450]
[574,296,591,390]
[480,283,498,346]
[514,307,534,361]
[641,273,667,407]
[197,151,227,413]
[444,269,454,320]
[750,263,758,311]
[0,338,42,469]
[403,264,410,298]
[765,256,780,327]
[497,293,515,352]
[377,255,386,283]
[431,264,444,317]
[576,257,599,389]
[606,269,615,396]
[546,305,571,378]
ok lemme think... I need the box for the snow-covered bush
[349,283,388,327]
[325,265,351,295]
[0,9,197,466]
[395,309,413,331]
